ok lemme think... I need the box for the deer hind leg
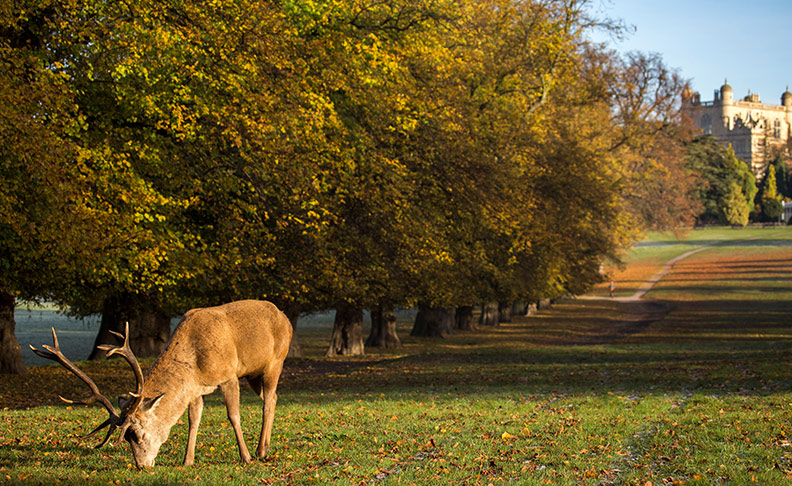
[219,379,252,464]
[183,396,204,466]
[254,366,282,458]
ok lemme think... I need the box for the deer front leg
[183,396,204,466]
[219,379,252,464]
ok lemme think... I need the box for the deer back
[144,300,292,394]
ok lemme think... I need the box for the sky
[589,0,792,105]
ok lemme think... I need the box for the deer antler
[97,322,144,414]
[96,322,146,446]
[31,328,122,447]
[31,322,146,448]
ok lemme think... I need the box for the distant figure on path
[609,281,615,298]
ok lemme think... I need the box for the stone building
[683,81,792,176]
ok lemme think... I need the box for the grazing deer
[31,300,292,468]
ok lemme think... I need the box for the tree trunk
[479,302,499,327]
[498,302,513,323]
[0,291,26,374]
[454,305,476,331]
[129,311,171,358]
[89,294,170,360]
[327,303,365,357]
[411,305,454,338]
[366,306,401,348]
[538,298,553,310]
[284,306,302,358]
[512,302,527,316]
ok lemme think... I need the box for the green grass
[645,233,792,301]
[3,226,792,485]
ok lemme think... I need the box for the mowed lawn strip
[646,237,792,302]
[592,226,792,298]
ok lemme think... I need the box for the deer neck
[139,358,201,430]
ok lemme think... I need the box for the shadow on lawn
[5,299,792,409]
[674,258,792,268]
[649,284,792,294]
[636,238,792,248]
[661,277,792,284]
[667,260,792,278]
[274,299,792,401]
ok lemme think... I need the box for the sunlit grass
[5,297,792,485]
[592,225,792,298]
[646,231,792,301]
[3,226,792,484]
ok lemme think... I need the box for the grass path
[590,226,792,299]
[577,227,792,484]
[587,229,789,302]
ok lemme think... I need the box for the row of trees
[684,135,792,227]
[1,0,702,372]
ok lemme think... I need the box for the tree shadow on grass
[636,238,792,248]
[7,299,792,409]
[649,284,792,294]
[275,299,792,401]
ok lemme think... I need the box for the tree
[759,165,784,221]
[685,136,756,225]
[23,0,348,359]
[1,0,705,369]
[768,155,792,200]
[400,0,607,325]
[366,306,401,349]
[0,2,177,370]
[39,1,211,359]
[605,51,701,231]
[0,0,311,362]
[722,182,751,226]
[327,303,365,356]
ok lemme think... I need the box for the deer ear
[118,395,131,411]
[140,393,164,413]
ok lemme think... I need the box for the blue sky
[590,0,792,105]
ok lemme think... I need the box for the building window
[701,114,712,134]
[774,119,782,138]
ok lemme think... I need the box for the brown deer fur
[34,300,292,469]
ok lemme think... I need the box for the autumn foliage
[0,0,701,361]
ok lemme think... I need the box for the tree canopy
[1,0,707,366]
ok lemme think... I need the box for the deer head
[30,323,163,468]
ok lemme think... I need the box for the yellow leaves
[133,212,165,224]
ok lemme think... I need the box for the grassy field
[2,226,792,485]
[591,225,792,298]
